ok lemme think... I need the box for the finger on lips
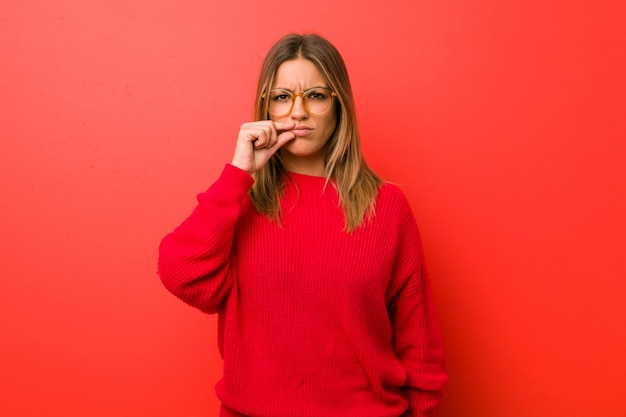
[241,121,295,150]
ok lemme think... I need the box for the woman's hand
[230,121,296,175]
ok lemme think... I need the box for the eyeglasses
[263,87,336,117]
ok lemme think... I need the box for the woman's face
[270,58,337,175]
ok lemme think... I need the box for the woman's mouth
[292,126,312,136]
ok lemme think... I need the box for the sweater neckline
[284,171,332,190]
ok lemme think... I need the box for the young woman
[158,33,447,417]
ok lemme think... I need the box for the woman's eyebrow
[272,85,327,92]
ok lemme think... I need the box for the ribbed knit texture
[158,164,447,417]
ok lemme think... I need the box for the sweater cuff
[197,164,254,205]
[222,163,255,188]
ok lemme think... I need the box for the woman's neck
[279,153,326,177]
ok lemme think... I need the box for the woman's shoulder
[372,181,418,224]
[377,181,412,207]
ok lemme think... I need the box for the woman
[158,33,447,417]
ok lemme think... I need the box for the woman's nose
[290,96,308,119]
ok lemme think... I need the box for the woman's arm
[387,198,447,416]
[158,164,254,314]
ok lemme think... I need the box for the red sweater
[158,164,446,417]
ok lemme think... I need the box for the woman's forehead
[273,58,327,89]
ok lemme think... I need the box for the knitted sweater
[158,164,447,417]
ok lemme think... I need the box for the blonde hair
[250,33,382,233]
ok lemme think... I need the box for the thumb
[274,130,296,149]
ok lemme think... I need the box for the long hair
[250,33,382,233]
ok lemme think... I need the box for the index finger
[272,121,295,132]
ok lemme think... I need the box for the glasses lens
[268,90,293,116]
[303,88,333,115]
[267,88,334,116]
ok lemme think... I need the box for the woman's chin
[281,140,318,158]
[279,142,327,169]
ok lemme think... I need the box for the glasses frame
[262,87,337,117]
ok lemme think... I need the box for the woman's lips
[292,126,312,136]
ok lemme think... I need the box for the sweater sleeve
[387,196,447,417]
[157,164,254,314]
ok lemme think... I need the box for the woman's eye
[308,91,328,100]
[272,94,291,102]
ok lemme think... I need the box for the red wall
[2,1,625,416]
